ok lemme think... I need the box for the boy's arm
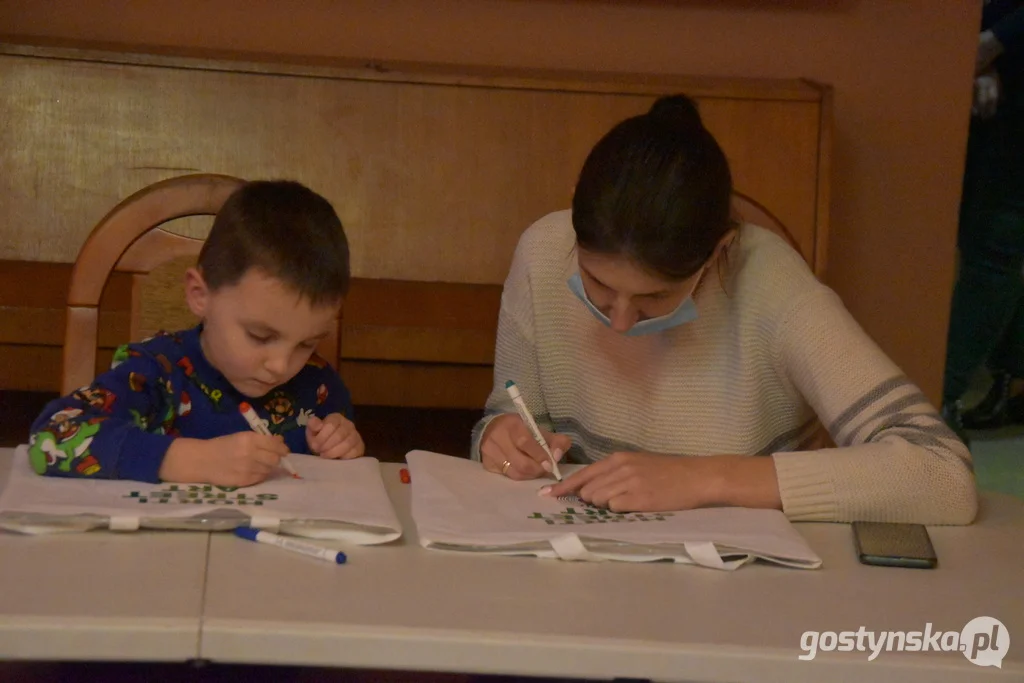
[28,347,177,482]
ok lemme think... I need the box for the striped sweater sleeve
[770,287,978,524]
[470,239,549,460]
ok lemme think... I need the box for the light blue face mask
[566,270,703,336]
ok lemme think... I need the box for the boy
[29,180,364,486]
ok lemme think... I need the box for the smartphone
[852,521,937,569]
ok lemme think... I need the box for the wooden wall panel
[0,44,828,281]
[0,260,500,407]
[0,43,831,408]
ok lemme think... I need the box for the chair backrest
[730,190,834,449]
[730,191,802,254]
[61,173,340,394]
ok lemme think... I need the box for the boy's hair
[571,94,733,281]
[198,180,350,304]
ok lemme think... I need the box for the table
[0,448,209,661]
[199,464,1024,682]
[1,446,1021,680]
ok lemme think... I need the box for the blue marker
[234,527,346,564]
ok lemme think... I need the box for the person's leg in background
[963,292,1024,428]
[942,116,1024,439]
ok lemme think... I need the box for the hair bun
[647,94,704,130]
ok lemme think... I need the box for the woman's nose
[608,300,637,333]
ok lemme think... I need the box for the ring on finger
[500,459,512,476]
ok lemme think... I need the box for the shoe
[940,401,971,447]
[1005,392,1024,425]
[962,371,1015,429]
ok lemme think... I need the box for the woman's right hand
[479,413,572,480]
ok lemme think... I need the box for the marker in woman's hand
[505,380,562,481]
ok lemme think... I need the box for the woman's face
[575,250,700,334]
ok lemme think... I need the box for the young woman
[472,95,976,525]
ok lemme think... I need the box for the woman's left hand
[541,451,783,513]
[540,451,719,512]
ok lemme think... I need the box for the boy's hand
[306,413,365,460]
[159,433,289,487]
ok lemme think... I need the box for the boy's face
[185,267,340,398]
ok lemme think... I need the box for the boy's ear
[184,267,210,318]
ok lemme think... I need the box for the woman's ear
[712,227,740,294]
[713,227,739,261]
[184,267,210,318]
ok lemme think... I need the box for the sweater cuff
[771,451,838,521]
[469,412,505,462]
[116,430,176,483]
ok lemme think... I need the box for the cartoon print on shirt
[178,390,192,417]
[28,408,104,475]
[263,389,301,434]
[72,386,117,412]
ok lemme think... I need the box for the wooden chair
[731,190,802,254]
[60,173,341,395]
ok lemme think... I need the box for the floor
[970,427,1024,499]
[961,375,1024,500]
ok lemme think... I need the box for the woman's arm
[470,241,550,460]
[771,287,977,525]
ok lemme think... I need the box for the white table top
[200,463,1024,682]
[0,447,209,661]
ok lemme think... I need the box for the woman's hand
[479,413,572,480]
[540,451,782,513]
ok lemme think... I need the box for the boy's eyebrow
[245,322,280,335]
[244,320,333,342]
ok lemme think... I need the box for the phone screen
[852,521,937,569]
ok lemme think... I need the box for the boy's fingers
[250,447,282,468]
[310,423,339,451]
[335,432,364,459]
[323,432,360,459]
[316,428,346,457]
[251,433,287,455]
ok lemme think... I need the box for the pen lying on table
[234,527,346,564]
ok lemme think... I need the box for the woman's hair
[571,94,733,281]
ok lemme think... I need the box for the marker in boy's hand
[159,432,290,488]
[306,413,365,459]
